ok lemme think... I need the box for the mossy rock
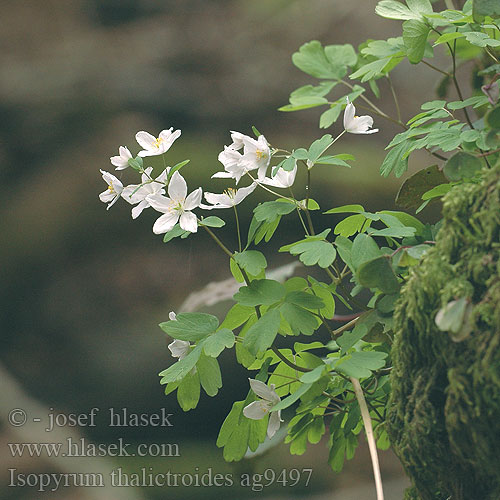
[387,163,500,500]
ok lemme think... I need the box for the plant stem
[422,59,451,77]
[351,377,385,500]
[305,168,315,235]
[331,316,362,338]
[233,206,242,252]
[387,76,402,123]
[202,225,234,258]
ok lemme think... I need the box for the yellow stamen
[255,150,266,160]
[154,137,164,149]
[224,188,237,198]
[107,184,115,193]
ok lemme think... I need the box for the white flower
[99,170,124,210]
[146,171,202,234]
[243,379,283,439]
[260,163,297,189]
[136,128,181,157]
[168,339,191,360]
[240,134,271,179]
[121,167,168,219]
[202,183,257,209]
[212,146,248,184]
[110,146,133,170]
[343,98,379,134]
[213,132,271,184]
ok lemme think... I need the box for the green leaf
[280,303,319,336]
[464,32,500,48]
[290,81,338,100]
[433,32,464,46]
[473,0,500,21]
[234,279,286,307]
[159,312,219,342]
[198,216,225,228]
[406,0,433,16]
[324,44,358,68]
[307,134,334,164]
[230,257,245,283]
[350,58,392,82]
[337,323,369,352]
[311,283,336,318]
[220,304,255,330]
[357,256,400,294]
[486,106,500,130]
[168,159,190,179]
[351,234,382,270]
[395,165,448,210]
[335,236,354,271]
[325,204,364,214]
[233,250,268,276]
[334,214,367,237]
[127,156,143,171]
[203,329,235,357]
[159,343,203,384]
[335,351,388,378]
[320,105,343,128]
[163,224,190,243]
[254,200,296,223]
[217,401,267,461]
[285,290,325,309]
[197,354,222,397]
[177,370,200,411]
[421,183,453,200]
[380,140,410,177]
[279,97,328,112]
[243,309,282,355]
[403,20,430,64]
[272,383,314,412]
[375,1,418,20]
[443,152,482,181]
[285,240,337,268]
[315,155,352,167]
[292,41,347,79]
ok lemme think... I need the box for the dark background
[0,1,448,498]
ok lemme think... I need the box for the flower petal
[184,187,202,210]
[243,401,268,420]
[343,98,356,130]
[168,171,188,201]
[168,339,190,359]
[131,199,149,219]
[204,192,231,207]
[267,411,282,439]
[153,212,179,234]
[147,194,173,213]
[135,131,156,150]
[249,379,279,402]
[179,211,198,233]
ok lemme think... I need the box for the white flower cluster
[99,128,301,234]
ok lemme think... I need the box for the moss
[387,163,500,500]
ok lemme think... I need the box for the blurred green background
[0,0,448,498]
